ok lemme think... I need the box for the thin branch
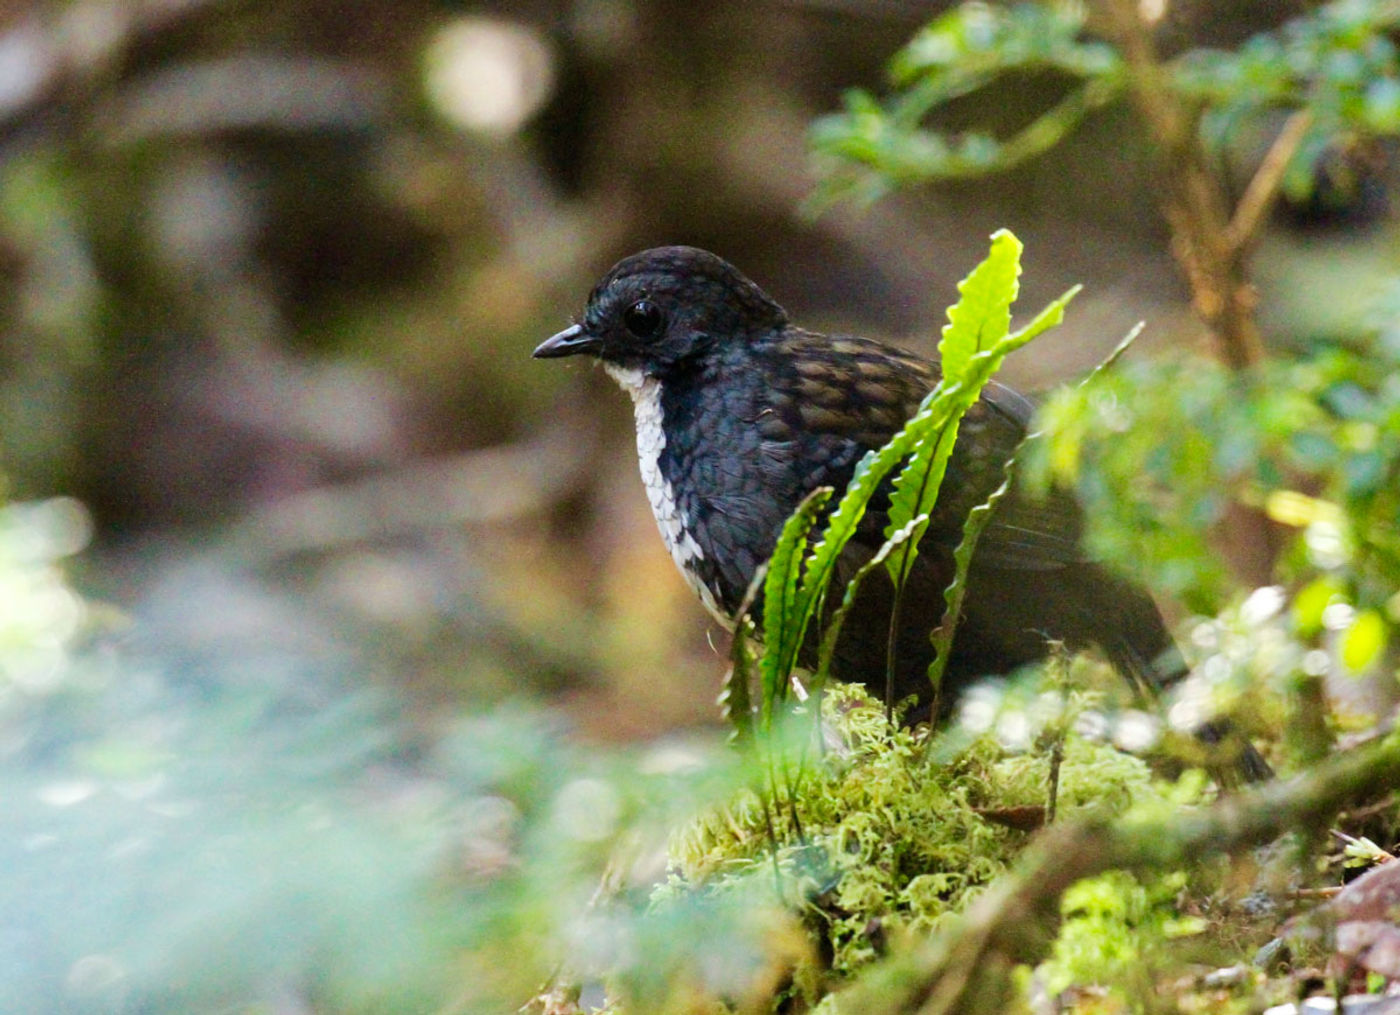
[1097,0,1266,372]
[1226,110,1314,252]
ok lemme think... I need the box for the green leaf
[939,228,1022,383]
[802,291,1079,708]
[813,303,1077,595]
[798,382,946,624]
[881,422,961,588]
[881,230,1022,589]
[724,562,772,743]
[1078,321,1144,389]
[928,443,1023,699]
[1340,607,1388,673]
[760,486,833,724]
[891,3,1117,84]
[722,616,758,744]
[1006,282,1082,349]
[748,233,1077,719]
[1292,577,1345,637]
[806,2,1124,204]
[883,240,1081,590]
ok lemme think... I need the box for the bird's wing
[755,331,1085,572]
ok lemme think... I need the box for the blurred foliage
[811,0,1400,209]
[0,497,1185,1014]
[1179,0,1400,205]
[1041,869,1206,1005]
[1027,299,1400,757]
[806,0,1400,764]
[810,3,1125,204]
[0,492,787,1013]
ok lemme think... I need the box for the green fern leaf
[760,486,832,724]
[939,228,1022,382]
[927,449,1020,699]
[722,616,758,744]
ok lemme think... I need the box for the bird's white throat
[604,364,727,624]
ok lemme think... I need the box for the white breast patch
[604,364,729,625]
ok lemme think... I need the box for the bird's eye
[623,299,664,339]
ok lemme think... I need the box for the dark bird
[535,245,1265,777]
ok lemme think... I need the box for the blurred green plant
[810,0,1400,210]
[0,486,1192,1015]
[1025,304,1400,764]
[0,491,800,1014]
[1043,869,1198,1000]
[812,0,1400,374]
[809,3,1125,203]
[781,2,1400,1012]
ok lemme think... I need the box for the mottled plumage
[535,246,1265,777]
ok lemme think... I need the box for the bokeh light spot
[424,17,555,136]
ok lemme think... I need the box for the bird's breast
[604,363,732,627]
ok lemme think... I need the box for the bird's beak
[532,323,600,359]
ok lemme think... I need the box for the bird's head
[532,246,786,375]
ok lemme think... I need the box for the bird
[535,245,1267,779]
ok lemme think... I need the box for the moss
[658,684,1175,1001]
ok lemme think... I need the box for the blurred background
[3,1,1399,1009]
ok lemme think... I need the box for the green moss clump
[658,684,1172,998]
[1042,870,1197,1002]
